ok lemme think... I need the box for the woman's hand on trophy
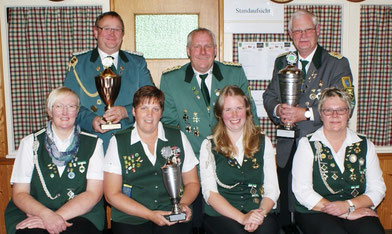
[147,210,175,226]
[93,116,108,133]
[179,204,192,222]
[103,106,128,123]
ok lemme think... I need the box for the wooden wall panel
[378,153,392,229]
[0,19,8,159]
[0,159,14,234]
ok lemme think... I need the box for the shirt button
[240,196,244,199]
[154,172,158,176]
[154,200,158,203]
[241,205,244,208]
[155,185,158,189]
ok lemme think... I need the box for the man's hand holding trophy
[95,56,122,130]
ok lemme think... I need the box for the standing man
[263,10,355,233]
[160,28,260,232]
[64,11,153,151]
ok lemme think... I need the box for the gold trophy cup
[95,68,122,130]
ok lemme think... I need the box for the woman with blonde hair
[200,85,280,234]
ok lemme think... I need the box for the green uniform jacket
[160,61,260,158]
[5,129,105,234]
[111,125,186,225]
[64,47,154,151]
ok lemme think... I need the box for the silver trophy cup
[276,55,303,138]
[161,163,186,222]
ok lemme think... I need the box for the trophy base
[101,123,121,130]
[276,128,296,138]
[164,212,186,222]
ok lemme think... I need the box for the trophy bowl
[277,60,303,138]
[161,163,186,222]
[95,68,122,130]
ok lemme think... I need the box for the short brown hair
[95,11,124,32]
[133,86,164,110]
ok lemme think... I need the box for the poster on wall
[224,0,284,33]
[238,41,295,80]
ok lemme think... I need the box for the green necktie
[106,56,117,73]
[300,60,309,78]
[199,74,210,107]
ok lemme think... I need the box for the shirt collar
[130,122,168,145]
[309,127,363,147]
[298,45,318,62]
[192,65,213,77]
[98,48,119,66]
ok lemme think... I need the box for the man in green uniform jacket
[160,28,260,159]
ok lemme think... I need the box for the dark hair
[95,11,124,32]
[133,86,165,110]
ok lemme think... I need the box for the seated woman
[103,85,199,234]
[292,87,386,234]
[5,87,105,234]
[200,85,280,234]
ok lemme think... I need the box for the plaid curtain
[8,6,102,148]
[233,5,342,144]
[357,5,392,146]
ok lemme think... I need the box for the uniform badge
[97,99,102,105]
[349,154,357,163]
[91,105,98,112]
[67,189,75,200]
[193,112,200,123]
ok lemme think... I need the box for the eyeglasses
[321,108,348,116]
[52,104,79,113]
[292,27,316,36]
[96,26,123,34]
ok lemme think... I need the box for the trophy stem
[171,199,182,214]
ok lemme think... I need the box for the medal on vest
[193,126,200,136]
[193,112,200,123]
[252,158,259,169]
[349,168,357,181]
[48,163,58,178]
[67,189,75,200]
[351,185,360,197]
[68,170,75,179]
[123,153,143,174]
[78,161,86,173]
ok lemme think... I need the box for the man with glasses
[64,11,153,151]
[263,10,355,234]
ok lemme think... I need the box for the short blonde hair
[46,87,79,113]
[318,87,353,116]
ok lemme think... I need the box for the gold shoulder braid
[163,65,182,74]
[68,56,98,98]
[222,61,242,66]
[329,51,343,59]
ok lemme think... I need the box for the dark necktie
[106,56,117,73]
[199,74,210,107]
[300,60,309,78]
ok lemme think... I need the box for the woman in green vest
[292,87,386,234]
[199,85,280,234]
[5,87,105,234]
[103,85,200,233]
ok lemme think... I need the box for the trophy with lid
[95,56,122,130]
[276,52,303,138]
[160,146,186,222]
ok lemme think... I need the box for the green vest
[295,134,367,213]
[111,125,186,225]
[205,134,265,216]
[5,129,105,234]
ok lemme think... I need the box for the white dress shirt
[11,129,104,184]
[292,127,386,210]
[193,66,213,95]
[98,48,119,69]
[104,122,199,174]
[199,134,280,208]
